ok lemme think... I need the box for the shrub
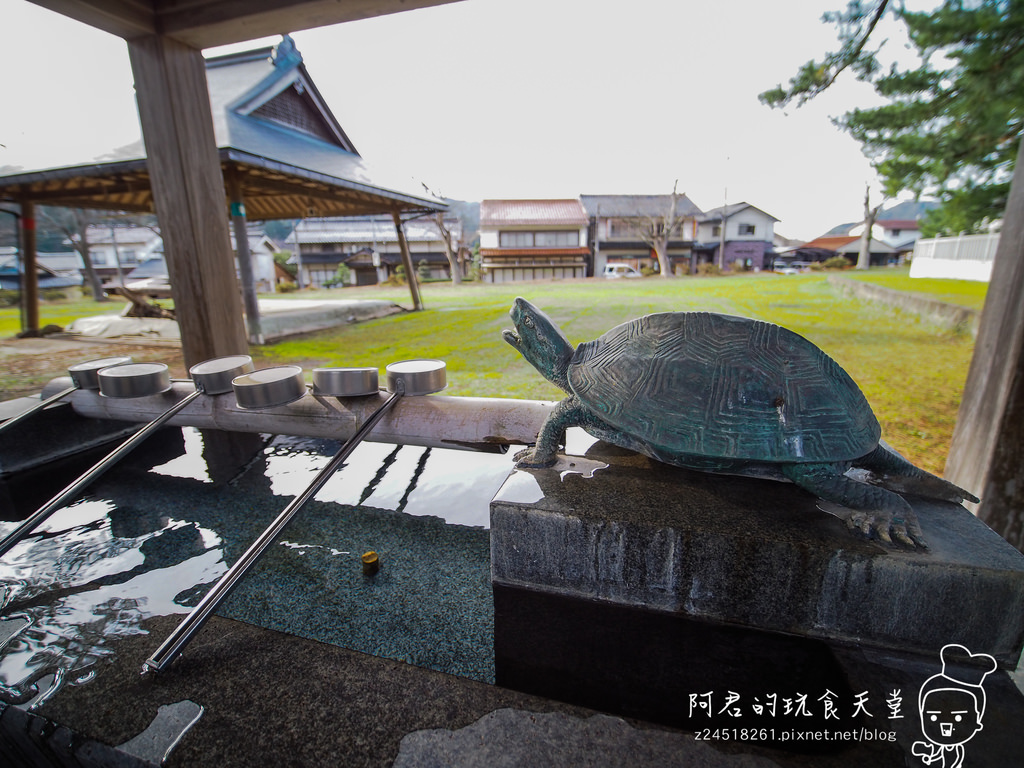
[41,289,67,301]
[696,262,722,277]
[0,289,19,307]
[278,281,298,293]
[823,256,853,270]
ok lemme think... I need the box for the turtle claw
[822,502,928,549]
[513,447,558,469]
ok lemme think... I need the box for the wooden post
[392,210,423,310]
[226,167,264,345]
[20,200,38,333]
[945,138,1024,552]
[127,35,247,368]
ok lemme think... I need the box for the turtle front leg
[780,462,926,548]
[515,395,589,468]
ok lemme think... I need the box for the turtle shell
[567,312,880,463]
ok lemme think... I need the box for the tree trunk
[436,213,461,285]
[653,236,673,277]
[944,138,1024,552]
[857,186,879,270]
[73,213,108,302]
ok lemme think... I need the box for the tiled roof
[480,199,588,227]
[700,202,780,223]
[799,235,860,250]
[579,194,703,219]
[800,235,897,253]
[292,217,459,244]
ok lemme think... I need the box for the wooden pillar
[226,168,264,345]
[392,211,423,311]
[20,200,38,333]
[127,35,247,369]
[945,138,1024,552]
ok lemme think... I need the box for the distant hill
[444,199,480,243]
[825,199,941,236]
[878,199,940,221]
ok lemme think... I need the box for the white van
[602,264,643,279]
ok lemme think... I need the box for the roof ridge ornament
[273,35,302,68]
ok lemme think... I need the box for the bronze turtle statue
[502,297,978,546]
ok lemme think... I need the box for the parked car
[602,264,643,279]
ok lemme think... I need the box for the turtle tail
[854,443,980,504]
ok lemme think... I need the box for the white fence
[910,233,999,282]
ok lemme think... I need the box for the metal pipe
[143,385,408,674]
[0,385,77,436]
[0,389,204,558]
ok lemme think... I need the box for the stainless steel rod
[0,388,205,558]
[143,386,406,674]
[0,385,77,436]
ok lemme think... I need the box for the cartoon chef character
[911,644,998,768]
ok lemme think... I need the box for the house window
[712,226,721,237]
[499,231,579,248]
[90,252,105,266]
[609,218,636,238]
[535,231,579,247]
[500,231,534,248]
[738,224,756,236]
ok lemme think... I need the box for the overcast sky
[1,0,929,240]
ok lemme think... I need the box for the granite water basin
[0,426,516,708]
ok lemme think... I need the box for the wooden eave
[28,0,464,48]
[0,151,445,221]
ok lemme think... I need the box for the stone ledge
[827,274,979,337]
[490,449,1024,666]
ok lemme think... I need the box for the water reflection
[0,426,517,700]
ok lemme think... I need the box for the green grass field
[3,268,982,475]
[249,270,980,474]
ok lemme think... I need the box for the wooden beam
[227,166,264,345]
[945,138,1024,552]
[127,34,248,369]
[392,210,423,311]
[20,201,39,333]
[29,0,463,49]
[155,0,462,48]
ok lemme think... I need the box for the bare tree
[434,212,462,285]
[39,207,108,301]
[632,181,685,278]
[857,185,881,270]
[421,184,465,285]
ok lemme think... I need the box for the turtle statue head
[503,297,574,393]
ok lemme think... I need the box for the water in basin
[0,426,516,702]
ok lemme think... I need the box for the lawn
[0,294,138,337]
[250,271,978,475]
[1,271,978,475]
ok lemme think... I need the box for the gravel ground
[0,334,186,399]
